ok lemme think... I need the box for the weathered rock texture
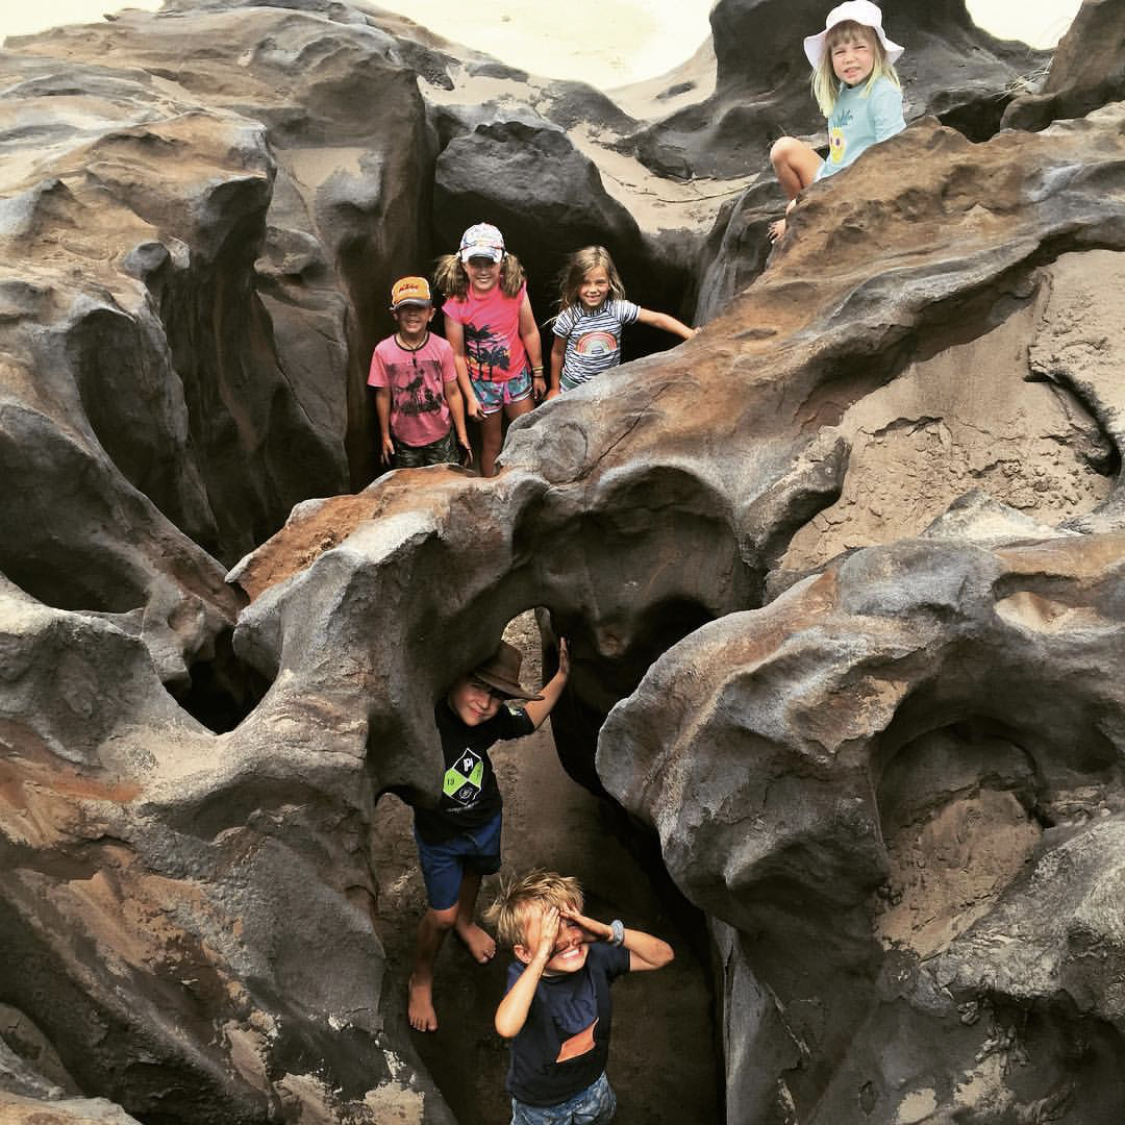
[1003,0,1125,131]
[2,0,1124,1123]
[602,532,1125,1122]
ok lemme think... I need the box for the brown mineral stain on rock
[231,467,474,600]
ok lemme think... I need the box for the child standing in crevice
[368,276,472,469]
[435,223,546,478]
[548,245,697,398]
[408,639,570,1033]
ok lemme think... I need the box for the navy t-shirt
[413,700,534,843]
[504,942,631,1107]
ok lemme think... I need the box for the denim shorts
[395,428,458,468]
[472,367,532,416]
[414,812,503,911]
[511,1072,616,1125]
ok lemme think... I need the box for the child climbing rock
[548,245,697,397]
[435,223,545,477]
[368,276,472,468]
[768,0,906,242]
[486,869,674,1124]
[408,641,570,1033]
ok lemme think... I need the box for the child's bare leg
[453,870,496,963]
[770,136,821,198]
[504,396,533,424]
[768,137,821,241]
[478,410,503,477]
[409,903,457,1032]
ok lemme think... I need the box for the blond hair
[556,245,627,313]
[433,250,526,301]
[811,20,900,118]
[484,869,584,950]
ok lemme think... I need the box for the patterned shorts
[394,428,458,469]
[511,1072,616,1125]
[472,367,532,416]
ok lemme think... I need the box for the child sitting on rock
[548,245,697,397]
[409,640,570,1033]
[485,869,674,1124]
[768,0,906,242]
[368,276,472,468]
[435,222,545,477]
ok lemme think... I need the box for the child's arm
[636,308,699,342]
[521,638,569,730]
[518,293,546,401]
[444,317,483,421]
[547,335,566,400]
[442,378,472,466]
[374,387,395,465]
[560,903,674,973]
[495,906,560,1038]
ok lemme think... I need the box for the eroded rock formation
[2,0,1123,1121]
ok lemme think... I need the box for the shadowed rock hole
[168,627,272,734]
[371,611,723,1124]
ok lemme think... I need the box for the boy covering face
[485,870,673,1124]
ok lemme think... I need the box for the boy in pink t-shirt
[368,277,471,469]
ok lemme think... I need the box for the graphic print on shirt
[443,747,485,806]
[556,1018,598,1063]
[462,322,510,380]
[828,125,846,164]
[573,330,618,361]
[391,364,443,418]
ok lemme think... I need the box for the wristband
[609,919,625,946]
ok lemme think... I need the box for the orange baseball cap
[391,276,433,310]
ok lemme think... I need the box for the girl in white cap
[435,223,545,477]
[768,0,906,242]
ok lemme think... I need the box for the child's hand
[535,906,561,962]
[559,903,610,945]
[380,434,395,465]
[466,395,483,422]
[546,388,560,401]
[557,637,570,679]
[459,438,473,468]
[532,374,546,402]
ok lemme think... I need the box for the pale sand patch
[569,122,755,235]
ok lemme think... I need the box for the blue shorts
[472,367,532,416]
[414,812,503,911]
[511,1072,616,1125]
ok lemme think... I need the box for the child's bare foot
[408,973,438,1032]
[768,217,787,243]
[455,920,496,963]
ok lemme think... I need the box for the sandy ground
[370,612,720,1125]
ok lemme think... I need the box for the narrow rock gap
[169,627,272,734]
[370,611,722,1124]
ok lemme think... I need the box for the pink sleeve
[367,346,387,388]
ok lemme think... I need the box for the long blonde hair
[556,245,627,313]
[811,20,900,118]
[433,250,526,301]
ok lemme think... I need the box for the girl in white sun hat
[768,0,906,242]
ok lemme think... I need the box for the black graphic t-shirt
[413,700,535,843]
[504,942,631,1107]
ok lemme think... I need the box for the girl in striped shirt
[547,246,697,397]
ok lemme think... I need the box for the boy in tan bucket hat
[408,637,570,1033]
